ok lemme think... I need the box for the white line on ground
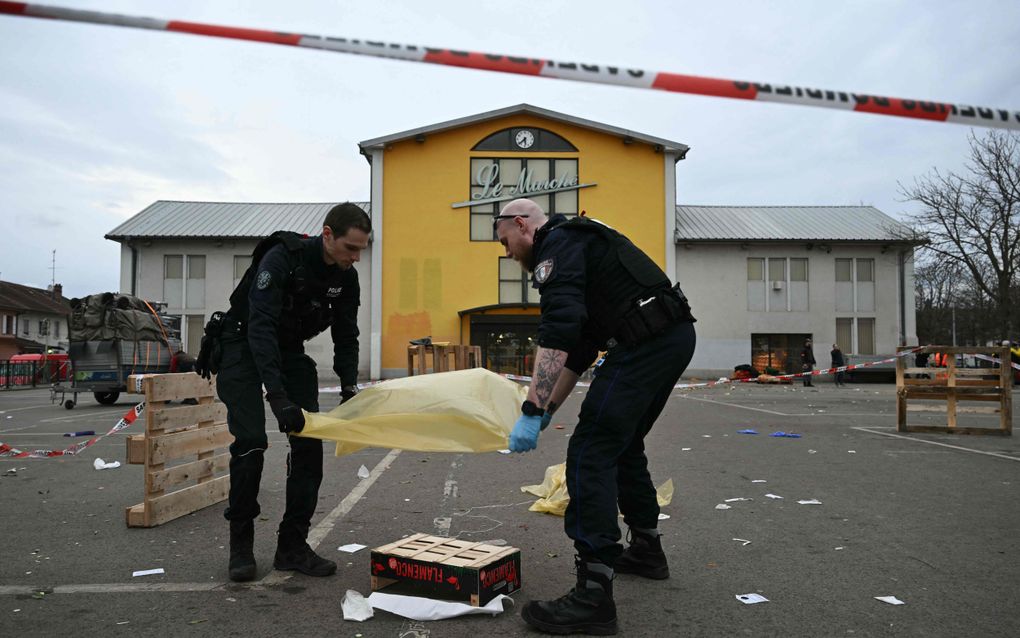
[852,427,1020,462]
[260,448,402,586]
[0,448,402,595]
[0,404,54,414]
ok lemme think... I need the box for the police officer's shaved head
[499,198,545,221]
[324,202,372,238]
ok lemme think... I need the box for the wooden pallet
[407,344,482,375]
[371,533,521,606]
[896,346,1013,435]
[124,373,231,527]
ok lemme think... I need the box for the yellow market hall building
[108,104,918,381]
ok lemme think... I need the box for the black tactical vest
[538,216,672,341]
[227,231,331,345]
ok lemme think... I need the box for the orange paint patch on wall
[386,311,432,363]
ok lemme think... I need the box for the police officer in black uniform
[199,202,370,582]
[495,198,696,635]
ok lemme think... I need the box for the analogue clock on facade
[514,129,535,149]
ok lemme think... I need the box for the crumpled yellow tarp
[521,463,674,517]
[296,368,527,456]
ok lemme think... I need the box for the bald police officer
[211,203,370,582]
[495,199,696,635]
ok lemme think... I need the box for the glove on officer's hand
[340,384,359,405]
[194,335,214,380]
[540,412,553,431]
[509,414,543,453]
[266,391,305,433]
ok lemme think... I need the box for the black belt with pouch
[615,283,696,346]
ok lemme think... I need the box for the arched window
[472,127,577,152]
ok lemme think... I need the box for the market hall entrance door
[751,333,814,375]
[470,315,540,377]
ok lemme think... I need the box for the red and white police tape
[0,2,1017,131]
[502,345,929,389]
[0,401,145,459]
[974,353,1020,371]
[8,346,1010,458]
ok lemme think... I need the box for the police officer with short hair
[201,202,370,582]
[495,198,697,635]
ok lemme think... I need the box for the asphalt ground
[1,379,1018,637]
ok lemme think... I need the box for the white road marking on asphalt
[260,448,402,585]
[0,582,227,595]
[852,427,1020,462]
[433,456,463,536]
[679,395,892,418]
[0,404,54,414]
[0,449,402,595]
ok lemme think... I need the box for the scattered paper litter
[848,450,857,454]
[367,591,512,621]
[751,479,767,483]
[338,543,367,553]
[681,448,692,451]
[808,449,818,454]
[657,513,671,520]
[737,429,758,435]
[834,546,845,550]
[93,458,121,470]
[701,435,712,438]
[357,465,370,479]
[342,590,374,621]
[736,593,769,604]
[715,504,732,510]
[733,538,752,546]
[765,494,784,499]
[724,498,751,503]
[132,568,165,577]
[797,499,823,505]
[498,449,511,455]
[875,595,905,605]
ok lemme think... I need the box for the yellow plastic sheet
[296,368,528,456]
[521,463,674,517]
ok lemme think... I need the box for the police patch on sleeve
[256,270,272,290]
[534,258,554,284]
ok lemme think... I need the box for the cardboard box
[370,534,521,606]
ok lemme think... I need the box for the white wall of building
[675,242,916,377]
[116,239,374,383]
[17,310,69,351]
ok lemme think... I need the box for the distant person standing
[830,343,846,386]
[800,338,816,387]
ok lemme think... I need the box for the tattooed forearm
[528,347,568,409]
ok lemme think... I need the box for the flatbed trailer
[51,337,181,408]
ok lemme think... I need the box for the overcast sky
[2,0,1018,298]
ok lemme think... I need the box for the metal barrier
[0,359,71,389]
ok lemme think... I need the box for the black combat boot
[521,557,618,635]
[228,520,256,582]
[273,542,337,577]
[614,528,669,579]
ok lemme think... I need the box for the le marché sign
[451,163,596,209]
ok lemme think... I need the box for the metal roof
[675,205,918,243]
[105,201,370,241]
[358,103,690,159]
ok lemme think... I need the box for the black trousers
[216,334,322,549]
[564,320,696,566]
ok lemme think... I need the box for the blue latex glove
[540,412,553,431]
[509,414,543,452]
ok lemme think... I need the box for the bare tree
[900,130,1020,341]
